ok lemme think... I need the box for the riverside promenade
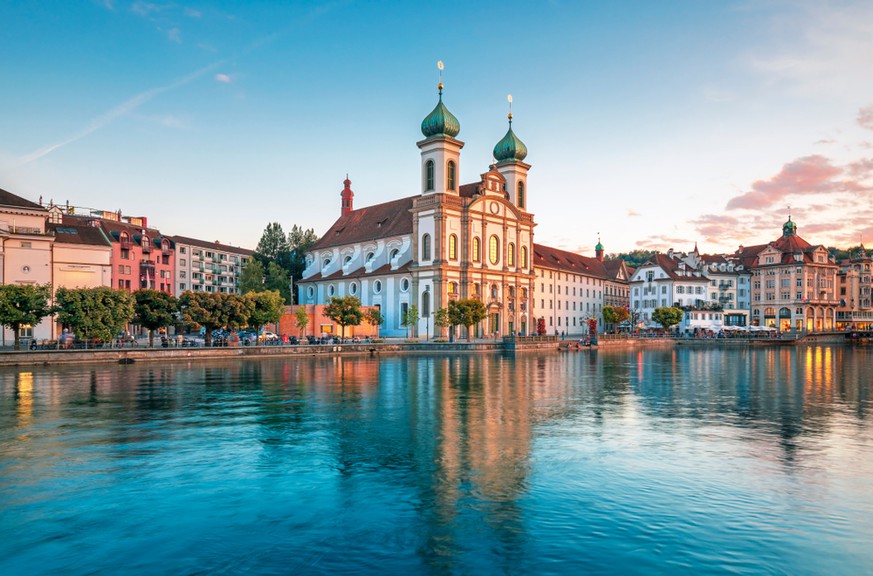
[0,332,851,367]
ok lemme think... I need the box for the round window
[400,278,410,292]
[307,286,314,298]
[328,285,335,297]
[349,282,358,295]
[374,280,382,294]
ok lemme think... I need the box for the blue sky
[2,0,872,255]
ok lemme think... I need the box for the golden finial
[437,60,444,94]
[507,94,513,126]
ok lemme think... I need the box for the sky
[1,0,872,257]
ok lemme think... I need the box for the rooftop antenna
[437,60,444,96]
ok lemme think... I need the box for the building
[299,81,538,338]
[735,217,839,331]
[836,246,873,330]
[170,236,254,294]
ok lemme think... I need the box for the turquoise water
[1,347,871,575]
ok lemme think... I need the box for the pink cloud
[725,155,866,210]
[859,104,873,131]
[215,73,232,83]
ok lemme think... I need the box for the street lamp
[425,285,430,341]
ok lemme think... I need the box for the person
[282,333,288,345]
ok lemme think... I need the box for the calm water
[1,347,871,575]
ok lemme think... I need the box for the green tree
[0,283,53,350]
[179,292,252,346]
[239,259,265,294]
[433,307,450,339]
[133,289,178,347]
[55,287,135,347]
[652,306,684,330]
[363,307,383,338]
[448,298,487,339]
[294,307,310,338]
[323,296,363,340]
[245,290,285,338]
[265,261,291,305]
[256,222,292,269]
[607,250,658,268]
[402,304,420,339]
[602,305,630,331]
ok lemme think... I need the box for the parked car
[259,331,279,342]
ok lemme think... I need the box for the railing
[9,225,45,235]
[502,335,558,344]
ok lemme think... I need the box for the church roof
[309,196,416,251]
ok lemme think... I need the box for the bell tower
[493,95,531,210]
[340,176,354,216]
[417,61,464,196]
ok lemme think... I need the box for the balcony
[140,260,155,270]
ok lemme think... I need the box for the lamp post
[425,285,430,341]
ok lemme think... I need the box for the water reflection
[1,347,872,575]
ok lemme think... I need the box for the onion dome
[782,216,797,236]
[595,239,604,251]
[493,116,528,162]
[421,86,460,138]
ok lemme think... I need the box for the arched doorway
[779,307,791,332]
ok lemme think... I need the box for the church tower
[494,95,531,210]
[417,62,464,196]
[340,176,354,216]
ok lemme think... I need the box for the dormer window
[142,235,149,247]
[323,258,331,269]
[344,255,352,266]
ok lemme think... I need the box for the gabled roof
[533,243,609,280]
[634,253,710,282]
[170,235,254,256]
[47,223,111,247]
[310,196,415,251]
[64,215,173,248]
[0,187,45,211]
[602,258,630,283]
[736,232,833,267]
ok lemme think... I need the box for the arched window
[517,181,525,209]
[141,235,149,248]
[448,282,458,295]
[472,237,481,262]
[447,161,456,191]
[448,234,458,260]
[507,243,516,267]
[421,234,431,260]
[422,290,430,317]
[520,246,528,269]
[425,160,435,191]
[489,235,500,265]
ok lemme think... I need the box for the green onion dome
[493,118,528,162]
[595,240,604,251]
[421,88,460,138]
[782,217,797,236]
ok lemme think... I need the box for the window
[20,241,32,249]
[507,243,515,267]
[517,181,525,209]
[447,161,456,191]
[489,235,500,265]
[390,249,400,261]
[520,246,528,269]
[425,160,434,191]
[373,280,382,294]
[473,237,481,262]
[422,290,430,317]
[327,285,335,297]
[400,278,410,292]
[180,247,187,254]
[448,281,458,295]
[349,282,358,295]
[180,259,186,266]
[421,234,431,260]
[449,234,458,260]
[344,255,352,266]
[366,252,375,263]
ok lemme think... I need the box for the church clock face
[489,202,499,214]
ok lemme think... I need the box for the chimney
[341,176,354,216]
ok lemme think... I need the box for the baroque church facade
[298,82,618,338]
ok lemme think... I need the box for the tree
[433,307,450,339]
[0,283,53,350]
[265,261,292,305]
[294,307,310,338]
[607,250,658,268]
[55,287,135,346]
[363,307,383,338]
[133,289,178,347]
[239,259,265,294]
[448,298,487,339]
[401,304,419,339]
[323,296,363,340]
[179,292,252,346]
[652,306,684,330]
[245,290,285,338]
[255,222,292,269]
[602,305,630,331]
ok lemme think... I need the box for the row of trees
[602,304,684,331]
[0,284,285,349]
[240,223,318,304]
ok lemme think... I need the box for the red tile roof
[310,196,415,251]
[533,243,609,280]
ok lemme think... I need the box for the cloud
[859,104,873,131]
[725,155,869,211]
[214,73,232,84]
[132,1,159,18]
[184,8,202,18]
[166,27,181,43]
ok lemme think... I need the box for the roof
[533,243,609,280]
[47,223,111,247]
[635,253,710,282]
[170,235,254,256]
[301,261,412,282]
[64,215,174,248]
[602,258,630,283]
[0,188,45,211]
[735,231,833,267]
[309,196,415,251]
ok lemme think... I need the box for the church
[298,79,623,338]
